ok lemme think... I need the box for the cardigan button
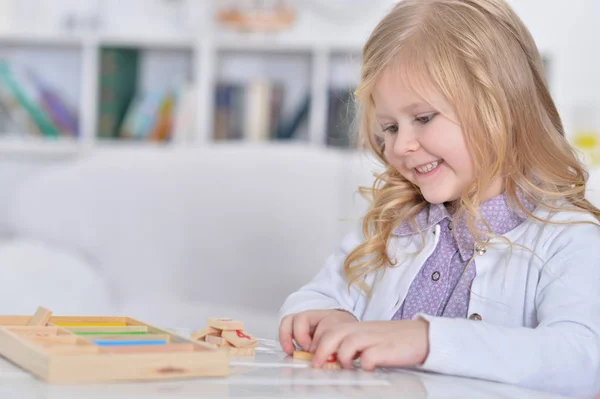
[474,243,487,255]
[468,313,483,321]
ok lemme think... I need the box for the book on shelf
[97,47,139,139]
[214,80,310,142]
[326,87,356,148]
[171,83,196,144]
[118,83,195,143]
[0,60,78,139]
[98,46,194,143]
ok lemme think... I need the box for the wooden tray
[0,312,229,384]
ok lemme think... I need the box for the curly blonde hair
[344,0,600,292]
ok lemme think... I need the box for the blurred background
[0,0,598,337]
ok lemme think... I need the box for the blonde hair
[345,0,600,291]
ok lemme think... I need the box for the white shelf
[0,25,365,156]
[0,138,81,156]
[216,38,317,53]
[93,140,175,150]
[0,32,84,47]
[215,36,363,54]
[97,34,195,50]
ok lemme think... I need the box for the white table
[0,338,570,399]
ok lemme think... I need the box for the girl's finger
[278,315,295,355]
[309,318,331,353]
[357,344,383,372]
[292,313,313,351]
[359,343,408,371]
[336,332,371,369]
[311,327,350,368]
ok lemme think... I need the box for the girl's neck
[444,200,460,215]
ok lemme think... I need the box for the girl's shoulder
[513,204,600,252]
[530,203,600,226]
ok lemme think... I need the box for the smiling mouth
[414,160,443,174]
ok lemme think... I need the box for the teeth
[416,161,439,174]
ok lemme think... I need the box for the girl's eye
[382,124,398,134]
[415,113,437,124]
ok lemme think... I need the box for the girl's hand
[279,309,358,355]
[311,319,430,371]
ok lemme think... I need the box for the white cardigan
[279,207,600,398]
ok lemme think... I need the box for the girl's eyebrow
[376,102,434,119]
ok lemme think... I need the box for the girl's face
[373,67,501,204]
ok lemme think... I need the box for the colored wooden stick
[93,340,167,346]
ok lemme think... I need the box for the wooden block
[79,334,170,342]
[0,316,31,326]
[28,307,52,326]
[205,335,227,346]
[322,361,342,370]
[29,335,78,345]
[99,343,195,354]
[221,330,258,348]
[228,346,255,356]
[68,326,147,334]
[53,322,127,327]
[49,316,127,325]
[93,340,168,346]
[202,341,218,349]
[323,353,341,369]
[293,351,341,368]
[293,350,314,361]
[207,318,244,331]
[9,327,59,336]
[191,327,220,341]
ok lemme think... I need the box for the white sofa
[3,143,600,340]
[0,144,379,338]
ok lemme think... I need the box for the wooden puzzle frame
[0,312,229,384]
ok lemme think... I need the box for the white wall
[295,0,600,139]
[0,0,598,203]
[507,0,600,138]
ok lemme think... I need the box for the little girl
[278,0,600,397]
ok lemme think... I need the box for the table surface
[0,337,570,399]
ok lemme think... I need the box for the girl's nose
[391,129,419,156]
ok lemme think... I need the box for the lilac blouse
[391,193,534,320]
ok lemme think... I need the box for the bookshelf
[0,27,364,157]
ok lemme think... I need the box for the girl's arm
[417,223,600,399]
[278,229,364,321]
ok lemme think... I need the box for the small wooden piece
[28,307,52,326]
[228,346,255,356]
[293,350,313,361]
[191,327,220,340]
[322,361,342,370]
[193,318,257,354]
[293,351,342,369]
[207,318,244,331]
[205,335,228,346]
[221,330,258,348]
